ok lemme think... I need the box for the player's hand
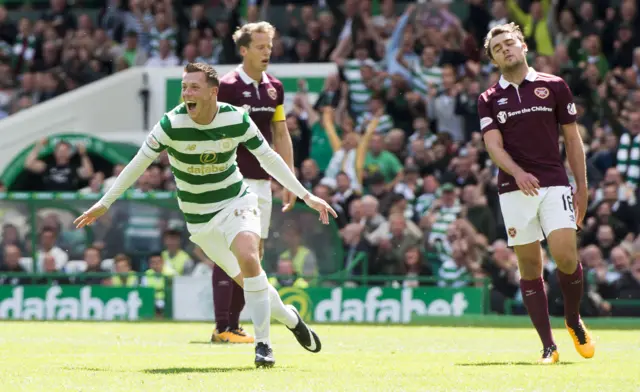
[74,203,108,228]
[281,190,297,212]
[513,170,540,196]
[573,186,589,229]
[302,193,338,225]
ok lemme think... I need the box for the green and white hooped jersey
[142,102,266,233]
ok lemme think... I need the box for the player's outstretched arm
[242,114,337,224]
[74,147,159,228]
[483,129,540,196]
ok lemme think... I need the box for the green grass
[0,322,638,391]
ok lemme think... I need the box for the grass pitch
[0,321,638,392]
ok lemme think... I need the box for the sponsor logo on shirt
[199,151,218,164]
[497,98,508,105]
[242,105,276,113]
[497,106,553,123]
[187,163,230,175]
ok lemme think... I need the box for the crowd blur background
[0,0,639,317]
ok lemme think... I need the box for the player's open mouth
[261,59,269,64]
[186,101,197,111]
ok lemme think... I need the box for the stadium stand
[0,0,639,318]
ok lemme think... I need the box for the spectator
[161,229,193,275]
[0,245,28,285]
[75,247,109,285]
[36,227,69,272]
[108,253,137,287]
[278,225,318,278]
[142,253,175,314]
[25,139,94,191]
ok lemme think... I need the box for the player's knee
[552,247,578,271]
[231,232,261,277]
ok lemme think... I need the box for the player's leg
[210,264,235,341]
[540,186,595,359]
[227,179,271,334]
[500,189,558,364]
[228,230,274,367]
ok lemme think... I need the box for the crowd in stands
[1,0,640,317]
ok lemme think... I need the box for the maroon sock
[228,281,246,330]
[520,277,555,348]
[556,262,584,326]
[212,264,233,333]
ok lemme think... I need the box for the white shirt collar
[498,67,538,89]
[236,65,269,85]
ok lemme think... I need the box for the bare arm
[355,115,380,185]
[272,121,295,172]
[322,107,343,152]
[562,122,587,189]
[483,129,525,177]
[24,140,47,173]
[329,37,352,66]
[76,144,95,180]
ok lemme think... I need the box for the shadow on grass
[188,340,214,345]
[64,366,117,372]
[142,366,256,374]
[456,361,576,367]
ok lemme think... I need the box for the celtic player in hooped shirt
[74,63,335,368]
[478,23,594,364]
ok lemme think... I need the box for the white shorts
[499,186,577,247]
[244,179,272,239]
[189,192,262,278]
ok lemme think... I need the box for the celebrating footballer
[73,60,334,367]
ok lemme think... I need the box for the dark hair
[184,62,219,86]
[483,22,525,60]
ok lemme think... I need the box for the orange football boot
[211,327,255,344]
[538,345,560,364]
[566,319,595,358]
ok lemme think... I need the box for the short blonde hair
[232,21,276,48]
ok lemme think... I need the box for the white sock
[268,284,299,329]
[243,272,270,346]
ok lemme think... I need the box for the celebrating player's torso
[143,101,265,233]
[477,68,577,194]
[218,66,285,180]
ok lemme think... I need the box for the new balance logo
[186,144,196,151]
[242,91,252,98]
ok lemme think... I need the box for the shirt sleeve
[240,112,310,199]
[99,120,167,208]
[141,117,171,158]
[272,81,286,122]
[477,94,498,135]
[554,78,578,125]
[217,81,234,105]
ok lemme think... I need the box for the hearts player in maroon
[210,22,297,345]
[478,23,595,364]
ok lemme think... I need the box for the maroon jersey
[218,66,285,180]
[477,68,577,194]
